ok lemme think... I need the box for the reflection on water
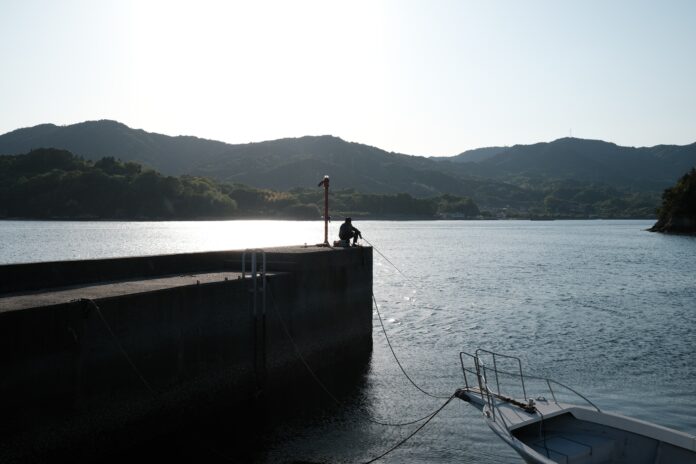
[0,220,342,263]
[1,219,694,463]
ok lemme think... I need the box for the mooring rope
[78,294,500,463]
[267,284,446,427]
[372,292,451,399]
[83,293,457,464]
[267,284,506,462]
[360,235,451,399]
[361,394,455,464]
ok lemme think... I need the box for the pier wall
[0,247,372,461]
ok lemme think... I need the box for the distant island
[650,168,696,234]
[2,120,695,219]
[0,149,480,221]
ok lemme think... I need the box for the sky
[1,0,695,156]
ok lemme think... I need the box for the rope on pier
[78,298,237,462]
[81,298,156,396]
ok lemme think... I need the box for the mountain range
[1,120,694,215]
[442,138,696,191]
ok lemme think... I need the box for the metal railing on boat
[459,349,600,430]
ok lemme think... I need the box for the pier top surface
[0,271,254,313]
[0,245,370,313]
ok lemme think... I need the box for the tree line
[0,149,481,220]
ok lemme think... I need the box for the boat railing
[459,349,601,427]
[459,351,515,429]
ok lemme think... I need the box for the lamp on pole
[317,175,330,246]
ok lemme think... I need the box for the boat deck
[461,386,696,464]
[463,387,575,429]
[527,432,616,463]
[457,348,696,464]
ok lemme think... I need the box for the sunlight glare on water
[0,220,342,263]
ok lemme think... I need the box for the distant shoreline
[0,215,657,222]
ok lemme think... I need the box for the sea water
[1,219,694,463]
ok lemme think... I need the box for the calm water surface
[1,219,695,463]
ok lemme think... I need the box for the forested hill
[2,121,694,195]
[0,120,467,196]
[0,148,236,220]
[0,148,481,220]
[0,120,230,174]
[0,121,540,207]
[439,138,696,190]
[1,120,693,217]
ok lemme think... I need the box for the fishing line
[361,236,415,285]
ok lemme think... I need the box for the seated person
[339,217,362,246]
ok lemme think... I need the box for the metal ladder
[242,249,267,393]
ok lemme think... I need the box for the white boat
[456,349,696,464]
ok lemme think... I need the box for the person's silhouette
[339,217,362,246]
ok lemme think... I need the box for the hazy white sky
[1,0,695,156]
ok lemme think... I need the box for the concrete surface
[0,245,373,462]
[0,271,248,313]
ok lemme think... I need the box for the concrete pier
[0,246,373,462]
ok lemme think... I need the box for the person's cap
[345,217,352,222]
